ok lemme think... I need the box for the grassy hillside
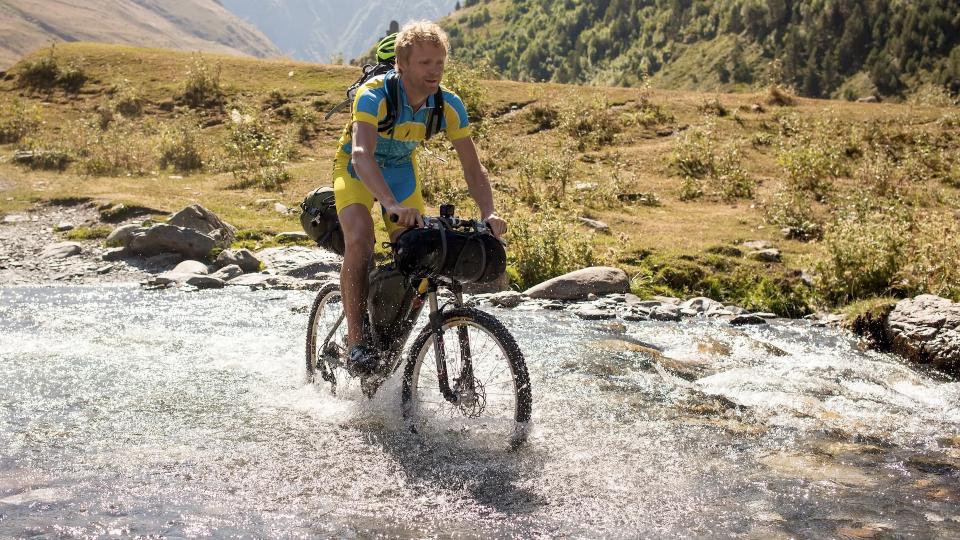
[443,0,960,102]
[0,0,281,70]
[2,43,959,315]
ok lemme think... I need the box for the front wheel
[402,307,532,447]
[305,282,355,395]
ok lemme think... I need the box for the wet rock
[543,302,566,310]
[753,312,777,319]
[183,275,224,289]
[215,248,261,273]
[679,308,698,317]
[53,222,74,232]
[95,264,114,274]
[256,246,341,276]
[680,297,724,313]
[105,224,143,247]
[524,266,629,301]
[226,273,325,291]
[208,264,244,281]
[41,242,81,259]
[885,294,960,376]
[575,307,615,320]
[170,260,210,275]
[143,252,184,271]
[730,314,768,326]
[167,204,236,248]
[747,249,782,263]
[587,293,598,301]
[650,305,681,322]
[652,295,681,305]
[623,311,648,321]
[127,224,215,260]
[696,338,733,356]
[577,217,610,233]
[489,291,524,308]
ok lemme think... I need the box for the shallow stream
[1,285,958,537]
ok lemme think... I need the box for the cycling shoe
[346,344,381,377]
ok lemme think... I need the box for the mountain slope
[220,0,456,63]
[0,0,282,70]
[442,0,960,99]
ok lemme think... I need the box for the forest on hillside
[445,0,960,100]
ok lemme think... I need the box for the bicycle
[304,207,533,446]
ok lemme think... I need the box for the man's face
[398,42,446,97]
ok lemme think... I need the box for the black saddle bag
[394,227,506,283]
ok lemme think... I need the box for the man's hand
[483,213,507,239]
[385,204,424,228]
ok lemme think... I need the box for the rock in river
[886,294,960,377]
[524,266,629,301]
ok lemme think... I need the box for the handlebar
[388,212,492,235]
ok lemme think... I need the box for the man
[333,21,507,374]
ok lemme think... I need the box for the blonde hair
[396,20,449,63]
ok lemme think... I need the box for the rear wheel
[305,282,355,395]
[402,307,532,447]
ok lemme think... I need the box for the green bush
[158,121,203,172]
[777,140,846,201]
[672,126,755,201]
[0,99,40,144]
[110,79,145,117]
[69,117,156,176]
[16,45,86,93]
[180,54,224,109]
[764,188,823,240]
[816,202,911,305]
[525,103,559,133]
[65,225,112,240]
[505,209,597,289]
[442,60,493,121]
[223,108,292,190]
[559,96,620,150]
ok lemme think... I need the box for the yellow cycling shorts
[333,157,425,236]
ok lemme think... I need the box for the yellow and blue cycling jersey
[333,70,471,233]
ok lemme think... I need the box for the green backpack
[299,186,345,256]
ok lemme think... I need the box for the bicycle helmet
[376,33,397,63]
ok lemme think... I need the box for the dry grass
[1,42,958,309]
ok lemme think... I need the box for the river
[1,284,958,537]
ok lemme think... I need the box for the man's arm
[352,122,422,227]
[451,136,506,237]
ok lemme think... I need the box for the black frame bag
[394,227,506,284]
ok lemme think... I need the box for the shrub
[17,48,60,90]
[816,202,911,305]
[697,98,728,117]
[765,188,823,241]
[559,96,620,150]
[442,59,493,121]
[180,54,224,109]
[417,146,468,206]
[525,103,558,133]
[223,108,291,190]
[158,121,203,172]
[0,99,40,144]
[671,126,755,201]
[69,117,156,176]
[766,85,796,106]
[16,45,86,93]
[110,79,144,117]
[777,141,846,201]
[504,208,597,289]
[56,60,87,93]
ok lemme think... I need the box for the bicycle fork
[427,290,478,407]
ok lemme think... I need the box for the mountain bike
[304,209,532,445]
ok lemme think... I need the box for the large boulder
[215,249,261,273]
[256,246,341,277]
[105,224,144,247]
[524,267,630,301]
[127,224,215,260]
[885,295,960,376]
[167,204,236,248]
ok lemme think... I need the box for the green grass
[64,225,112,240]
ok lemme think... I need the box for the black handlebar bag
[394,228,506,283]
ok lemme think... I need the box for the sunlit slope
[0,0,282,70]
